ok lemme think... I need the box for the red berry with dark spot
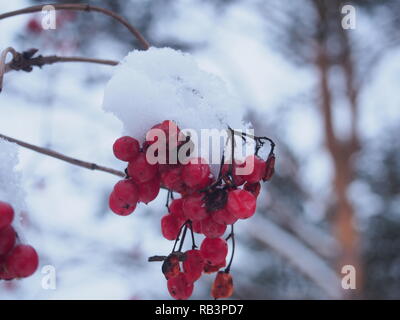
[200,238,228,266]
[161,214,181,240]
[113,179,139,205]
[128,152,158,183]
[0,201,14,230]
[109,191,136,216]
[113,136,140,162]
[183,250,204,282]
[6,245,39,278]
[201,216,227,239]
[162,253,181,280]
[182,194,208,221]
[0,225,16,255]
[211,271,234,299]
[167,272,194,300]
[226,189,256,219]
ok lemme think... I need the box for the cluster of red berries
[161,242,234,300]
[0,201,39,281]
[110,120,275,300]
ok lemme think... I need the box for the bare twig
[148,252,186,262]
[0,133,125,178]
[7,54,119,70]
[225,224,235,273]
[0,3,150,49]
[148,255,168,262]
[0,47,17,92]
[0,47,118,92]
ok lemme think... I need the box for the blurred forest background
[0,0,400,299]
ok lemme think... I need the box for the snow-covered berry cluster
[109,118,275,299]
[102,47,276,300]
[0,202,38,280]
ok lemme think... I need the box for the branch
[266,201,339,260]
[0,133,125,178]
[245,215,343,299]
[0,3,150,50]
[0,47,17,92]
[148,252,186,262]
[0,48,118,92]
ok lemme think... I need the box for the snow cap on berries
[103,47,247,140]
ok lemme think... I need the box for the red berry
[203,260,226,274]
[222,161,246,186]
[138,175,160,204]
[0,262,16,280]
[169,199,185,224]
[182,194,208,221]
[188,220,202,234]
[0,225,16,255]
[0,201,14,229]
[161,214,181,240]
[160,166,186,193]
[148,120,181,146]
[200,238,228,266]
[0,255,16,280]
[244,155,266,183]
[201,216,227,239]
[26,19,41,33]
[162,253,181,280]
[167,272,194,300]
[113,179,139,205]
[182,158,212,190]
[211,271,234,299]
[108,191,136,216]
[183,250,204,282]
[113,136,140,162]
[263,154,275,181]
[128,153,158,183]
[6,245,39,278]
[226,189,256,219]
[211,208,237,225]
[243,182,261,197]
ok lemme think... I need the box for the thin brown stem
[0,3,150,49]
[0,48,118,92]
[225,224,235,273]
[21,55,119,68]
[0,133,125,178]
[0,47,17,92]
